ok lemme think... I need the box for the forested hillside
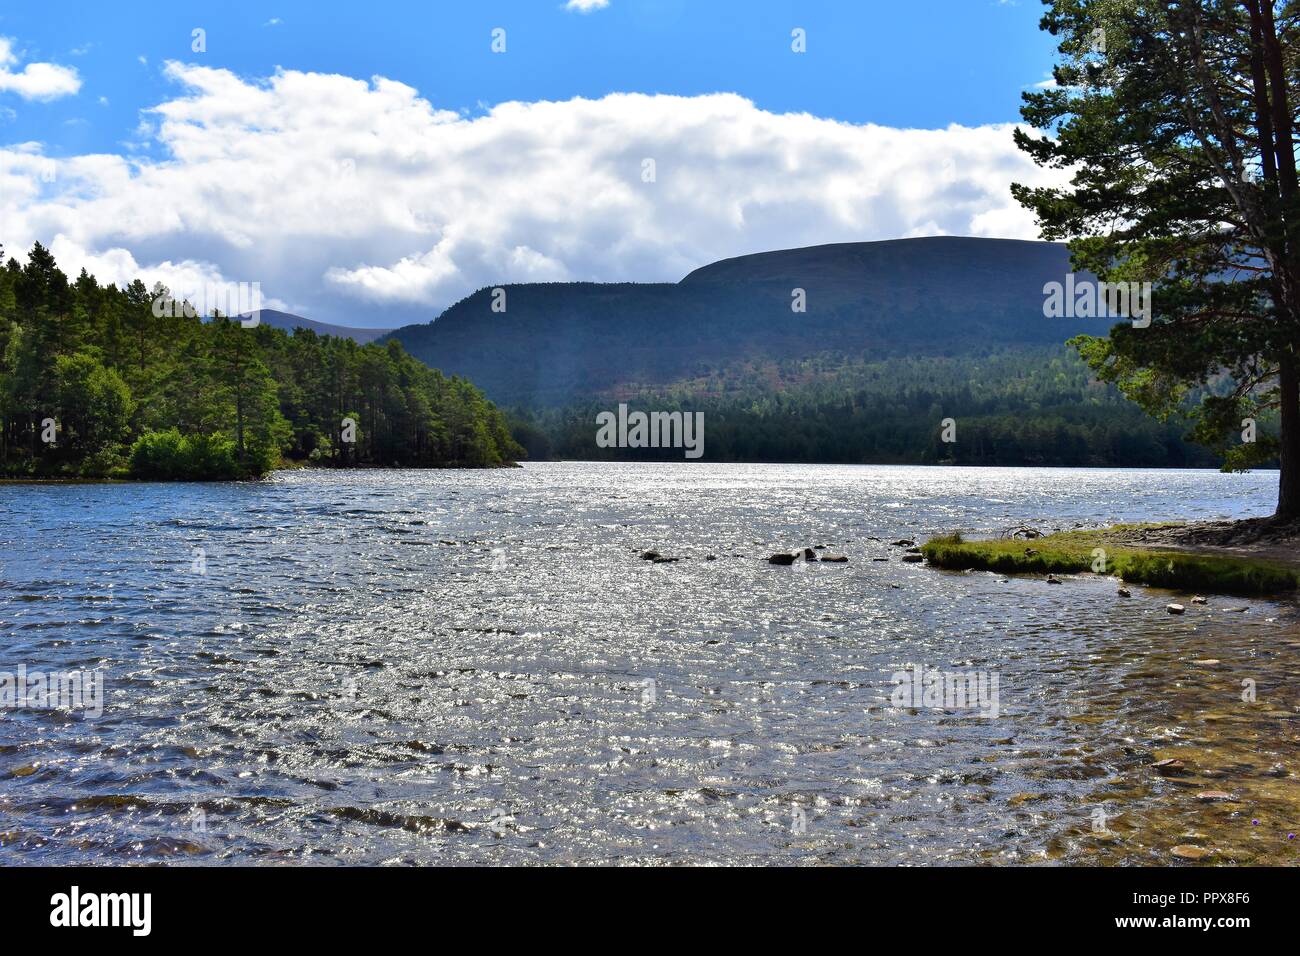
[0,243,521,479]
[509,347,1229,467]
[383,236,1248,467]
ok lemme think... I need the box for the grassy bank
[920,527,1298,596]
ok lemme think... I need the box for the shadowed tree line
[0,243,521,479]
[510,348,1252,465]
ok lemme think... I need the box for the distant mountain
[237,309,392,344]
[384,237,1100,406]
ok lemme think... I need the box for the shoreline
[0,461,524,484]
[922,521,1300,596]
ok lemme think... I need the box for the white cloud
[0,63,1066,326]
[565,0,610,11]
[0,37,81,101]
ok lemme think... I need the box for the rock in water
[1046,575,1062,584]
[767,553,797,565]
[820,554,849,563]
[1191,595,1208,605]
[1167,603,1185,615]
[1117,587,1131,597]
[640,550,661,561]
[801,547,817,561]
[901,554,924,563]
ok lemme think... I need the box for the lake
[1,463,1296,865]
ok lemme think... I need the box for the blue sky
[0,0,1066,327]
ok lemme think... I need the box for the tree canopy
[0,242,521,479]
[1015,0,1300,518]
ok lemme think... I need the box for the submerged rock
[640,550,661,561]
[1171,844,1211,860]
[901,554,924,563]
[1008,792,1050,807]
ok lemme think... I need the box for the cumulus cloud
[0,37,81,101]
[0,62,1065,326]
[565,0,611,11]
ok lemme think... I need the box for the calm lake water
[1,463,1297,865]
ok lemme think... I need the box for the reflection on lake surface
[0,463,1296,865]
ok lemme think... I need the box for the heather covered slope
[238,309,393,344]
[385,237,1100,407]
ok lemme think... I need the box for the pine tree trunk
[1276,352,1300,521]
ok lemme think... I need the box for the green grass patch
[920,530,1297,596]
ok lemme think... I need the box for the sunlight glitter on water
[0,463,1295,864]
